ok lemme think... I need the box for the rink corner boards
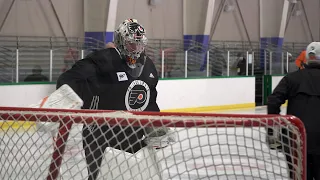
[0,103,256,131]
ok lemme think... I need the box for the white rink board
[0,124,289,180]
[272,76,284,92]
[0,77,255,110]
[0,84,56,107]
[157,77,255,110]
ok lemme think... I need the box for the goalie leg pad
[98,147,163,180]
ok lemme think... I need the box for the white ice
[0,106,294,180]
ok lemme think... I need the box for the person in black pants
[267,42,320,180]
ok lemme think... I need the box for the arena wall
[0,0,83,37]
[115,0,183,40]
[0,0,318,42]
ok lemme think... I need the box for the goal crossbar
[0,106,307,127]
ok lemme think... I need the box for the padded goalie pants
[285,153,320,180]
[280,129,294,180]
[82,124,147,180]
[306,154,320,180]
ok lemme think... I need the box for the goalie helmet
[114,19,148,68]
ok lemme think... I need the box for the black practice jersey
[57,48,160,112]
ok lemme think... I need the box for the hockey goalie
[31,18,176,180]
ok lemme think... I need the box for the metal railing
[0,36,309,83]
[0,46,15,82]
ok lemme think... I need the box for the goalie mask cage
[0,107,306,180]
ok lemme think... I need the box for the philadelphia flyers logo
[128,90,147,105]
[125,80,150,111]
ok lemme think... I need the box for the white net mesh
[0,107,306,180]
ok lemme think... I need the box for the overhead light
[148,0,161,6]
[289,0,298,3]
[224,5,235,12]
[293,10,302,16]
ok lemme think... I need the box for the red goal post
[0,107,306,180]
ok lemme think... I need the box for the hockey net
[0,107,305,180]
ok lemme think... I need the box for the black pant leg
[82,124,147,180]
[307,154,314,180]
[82,125,109,180]
[281,128,294,179]
[314,155,320,180]
[109,125,147,154]
[308,154,320,180]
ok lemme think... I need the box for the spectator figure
[236,53,247,75]
[24,65,49,82]
[295,50,307,69]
